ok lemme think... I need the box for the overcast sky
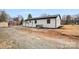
[1,9,79,19]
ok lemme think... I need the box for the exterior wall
[23,21,29,27]
[56,16,61,28]
[35,19,56,28]
[31,20,36,27]
[23,21,26,26]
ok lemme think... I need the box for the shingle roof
[25,14,61,21]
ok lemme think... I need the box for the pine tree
[27,14,32,19]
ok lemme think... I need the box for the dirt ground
[0,25,79,49]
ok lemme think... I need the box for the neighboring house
[8,17,21,27]
[8,20,17,27]
[23,15,61,28]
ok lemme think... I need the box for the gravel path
[0,27,78,49]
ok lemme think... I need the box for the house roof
[25,14,61,21]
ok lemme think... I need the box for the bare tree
[20,18,24,25]
[66,15,71,24]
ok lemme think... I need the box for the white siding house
[23,15,61,28]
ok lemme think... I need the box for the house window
[47,19,50,24]
[35,20,37,24]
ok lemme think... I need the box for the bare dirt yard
[0,25,79,49]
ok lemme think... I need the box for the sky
[1,9,79,19]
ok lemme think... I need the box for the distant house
[8,20,17,27]
[8,17,21,27]
[23,15,61,28]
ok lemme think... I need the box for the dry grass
[17,25,79,39]
[55,25,79,39]
[0,28,20,49]
[0,22,8,27]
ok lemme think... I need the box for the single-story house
[23,15,61,28]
